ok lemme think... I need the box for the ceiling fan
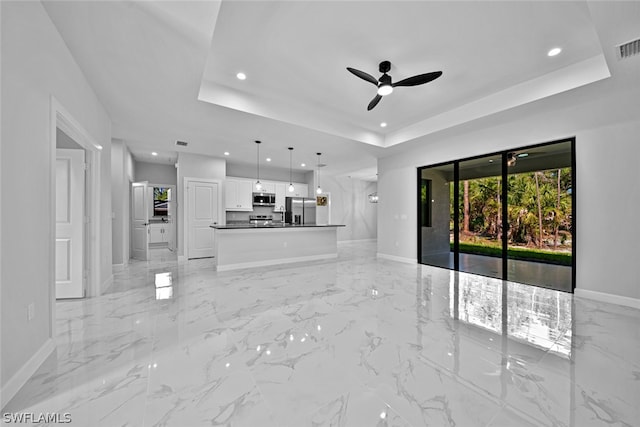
[346,60,442,111]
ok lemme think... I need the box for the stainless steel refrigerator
[285,197,316,225]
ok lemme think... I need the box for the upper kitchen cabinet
[260,181,276,194]
[225,178,253,211]
[273,182,287,211]
[292,183,308,198]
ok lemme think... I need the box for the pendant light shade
[288,147,295,193]
[316,152,322,195]
[255,140,262,191]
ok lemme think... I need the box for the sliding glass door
[417,139,575,292]
[458,154,503,280]
[505,141,573,291]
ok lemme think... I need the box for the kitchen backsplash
[226,206,285,223]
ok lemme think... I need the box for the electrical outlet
[27,303,35,321]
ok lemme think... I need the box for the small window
[153,187,170,217]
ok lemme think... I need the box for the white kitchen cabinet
[149,223,170,244]
[273,182,287,211]
[225,178,254,211]
[292,183,308,198]
[260,181,276,194]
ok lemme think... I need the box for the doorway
[184,178,221,259]
[50,99,102,305]
[130,182,177,262]
[417,138,575,292]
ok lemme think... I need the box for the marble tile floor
[4,242,639,426]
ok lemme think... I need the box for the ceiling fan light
[377,84,393,96]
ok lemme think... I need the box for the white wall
[378,73,640,301]
[134,161,177,186]
[111,140,135,266]
[1,1,112,402]
[176,153,226,257]
[317,176,377,241]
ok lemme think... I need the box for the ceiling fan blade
[392,71,442,87]
[347,67,378,86]
[367,94,382,111]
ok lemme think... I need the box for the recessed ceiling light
[380,122,387,128]
[266,158,271,162]
[151,152,158,156]
[236,72,246,80]
[301,163,306,167]
[547,47,562,57]
[489,159,493,163]
[224,151,230,156]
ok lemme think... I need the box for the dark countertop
[211,223,345,229]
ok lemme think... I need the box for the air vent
[175,140,188,147]
[617,38,640,59]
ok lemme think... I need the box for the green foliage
[453,242,572,266]
[154,187,169,201]
[455,168,572,250]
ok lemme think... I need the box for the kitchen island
[210,224,345,271]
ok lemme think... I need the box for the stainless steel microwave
[252,192,276,206]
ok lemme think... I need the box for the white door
[55,148,85,299]
[187,180,219,259]
[131,182,149,261]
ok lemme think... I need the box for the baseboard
[575,288,640,310]
[1,338,56,410]
[338,238,377,244]
[100,274,114,295]
[376,252,417,265]
[216,254,337,272]
[112,263,125,272]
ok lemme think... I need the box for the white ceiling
[42,1,632,179]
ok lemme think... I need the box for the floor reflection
[449,270,572,357]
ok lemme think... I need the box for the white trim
[50,97,102,337]
[1,339,56,410]
[216,253,337,272]
[376,253,417,264]
[338,238,377,244]
[575,289,640,310]
[183,177,223,260]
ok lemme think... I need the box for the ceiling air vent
[175,140,188,147]
[617,38,640,59]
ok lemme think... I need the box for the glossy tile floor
[5,242,639,426]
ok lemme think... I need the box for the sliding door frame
[417,137,576,292]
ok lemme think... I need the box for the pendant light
[288,147,295,192]
[255,140,262,191]
[316,152,322,195]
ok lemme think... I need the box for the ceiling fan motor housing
[379,60,391,73]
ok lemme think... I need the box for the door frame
[49,97,102,337]
[147,183,177,251]
[182,177,223,260]
[416,137,576,292]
